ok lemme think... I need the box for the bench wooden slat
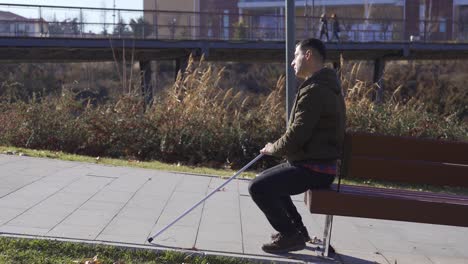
[349,133,468,165]
[305,132,468,254]
[305,186,468,227]
[349,156,468,188]
[333,185,468,205]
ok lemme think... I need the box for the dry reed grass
[0,56,466,167]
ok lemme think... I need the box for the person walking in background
[319,13,329,41]
[331,13,341,42]
[248,38,346,254]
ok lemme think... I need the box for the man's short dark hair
[296,38,326,62]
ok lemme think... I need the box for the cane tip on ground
[147,237,153,243]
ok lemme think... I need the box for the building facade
[0,11,48,37]
[143,0,240,39]
[140,0,468,41]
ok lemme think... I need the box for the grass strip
[0,237,254,264]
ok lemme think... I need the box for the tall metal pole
[113,0,116,26]
[286,0,296,126]
[304,0,308,38]
[312,0,315,17]
[80,8,84,36]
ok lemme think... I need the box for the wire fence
[0,3,466,42]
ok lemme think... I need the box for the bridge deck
[1,37,468,62]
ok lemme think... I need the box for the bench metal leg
[322,215,334,257]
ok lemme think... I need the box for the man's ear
[305,49,313,60]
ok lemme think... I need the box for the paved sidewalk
[0,154,467,264]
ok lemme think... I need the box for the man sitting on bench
[249,38,346,254]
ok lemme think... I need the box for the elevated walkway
[1,37,468,62]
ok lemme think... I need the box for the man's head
[291,38,326,79]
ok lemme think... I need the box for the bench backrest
[341,132,468,188]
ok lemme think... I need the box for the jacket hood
[301,67,341,94]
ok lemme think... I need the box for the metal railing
[0,3,467,42]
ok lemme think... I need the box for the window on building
[439,17,446,32]
[419,2,426,35]
[223,10,229,40]
[458,5,468,40]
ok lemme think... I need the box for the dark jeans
[332,31,340,41]
[320,30,329,41]
[248,162,335,234]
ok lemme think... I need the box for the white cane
[147,153,264,243]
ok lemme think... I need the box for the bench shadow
[272,245,379,264]
[149,242,379,264]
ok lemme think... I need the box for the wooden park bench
[304,132,468,256]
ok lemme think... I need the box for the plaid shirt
[300,160,337,175]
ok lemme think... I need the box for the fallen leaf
[81,255,101,264]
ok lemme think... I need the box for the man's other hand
[260,143,274,155]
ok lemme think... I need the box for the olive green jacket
[271,68,346,161]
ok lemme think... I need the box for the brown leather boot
[262,232,306,254]
[271,225,311,242]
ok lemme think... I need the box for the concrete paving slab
[80,164,133,178]
[379,251,433,264]
[174,175,211,193]
[17,157,77,176]
[1,174,43,188]
[208,177,239,192]
[103,176,149,193]
[412,242,463,259]
[156,208,203,227]
[78,200,124,213]
[61,176,114,195]
[125,194,169,209]
[0,225,50,236]
[38,192,92,207]
[203,192,239,211]
[335,218,400,253]
[25,204,76,217]
[0,207,26,225]
[352,218,468,258]
[195,239,243,253]
[137,173,183,193]
[98,233,148,244]
[98,217,154,235]
[1,154,468,264]
[91,190,135,203]
[5,212,67,230]
[0,195,42,209]
[202,209,240,225]
[0,154,23,165]
[47,224,102,240]
[239,196,274,237]
[399,222,468,246]
[148,224,199,249]
[97,219,154,244]
[112,204,165,221]
[237,179,251,196]
[59,209,116,227]
[337,250,389,264]
[428,255,468,264]
[0,185,23,197]
[198,222,242,242]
